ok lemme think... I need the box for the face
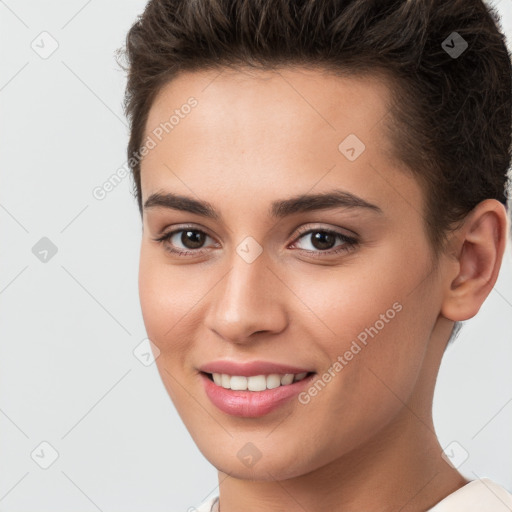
[138,66,447,480]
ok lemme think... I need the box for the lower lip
[200,372,315,418]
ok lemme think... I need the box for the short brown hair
[118,1,511,344]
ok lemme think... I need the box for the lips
[200,371,316,417]
[198,360,313,377]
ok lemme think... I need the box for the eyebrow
[143,189,383,219]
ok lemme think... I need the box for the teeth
[294,372,308,381]
[221,374,230,389]
[248,375,267,391]
[210,372,310,391]
[230,376,248,390]
[280,373,294,385]
[266,374,281,389]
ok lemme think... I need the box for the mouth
[201,370,315,391]
[199,370,317,418]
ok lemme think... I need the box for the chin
[195,436,323,481]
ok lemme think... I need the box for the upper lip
[199,360,314,377]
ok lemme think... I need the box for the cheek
[138,249,166,339]
[293,284,432,466]
[138,247,188,364]
[138,249,197,404]
[139,245,193,335]
[302,243,435,404]
[138,244,214,379]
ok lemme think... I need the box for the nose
[203,249,288,345]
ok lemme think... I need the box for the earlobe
[441,199,508,322]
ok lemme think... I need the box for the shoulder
[427,478,512,511]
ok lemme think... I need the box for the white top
[193,478,512,512]
[426,478,512,511]
[194,496,219,512]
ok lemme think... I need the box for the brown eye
[178,230,207,249]
[153,227,215,256]
[292,227,358,257]
[307,231,337,251]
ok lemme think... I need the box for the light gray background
[1,1,511,511]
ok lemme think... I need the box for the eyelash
[152,224,359,258]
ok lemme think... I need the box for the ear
[441,199,509,322]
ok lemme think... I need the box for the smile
[206,371,311,391]
[200,371,316,418]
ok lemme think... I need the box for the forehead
[144,65,395,145]
[140,66,423,221]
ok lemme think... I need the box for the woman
[118,0,512,510]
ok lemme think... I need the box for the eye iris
[182,230,205,249]
[311,231,336,250]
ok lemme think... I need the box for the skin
[137,66,508,511]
